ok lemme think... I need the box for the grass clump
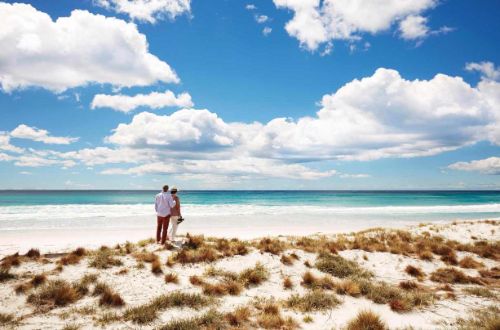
[1,253,21,269]
[133,251,158,263]
[455,305,500,330]
[189,275,204,286]
[300,271,335,290]
[280,254,294,266]
[125,291,213,324]
[214,238,249,257]
[336,279,361,296]
[58,247,86,266]
[346,310,388,330]
[399,281,418,291]
[0,313,15,326]
[159,309,225,330]
[99,287,125,307]
[283,276,293,290]
[257,237,287,255]
[285,290,341,312]
[315,253,371,279]
[238,262,269,288]
[405,265,425,279]
[88,249,122,269]
[459,256,484,269]
[463,287,496,298]
[25,248,41,259]
[151,258,163,274]
[0,269,16,282]
[165,272,179,284]
[430,268,482,284]
[27,280,80,309]
[225,306,251,327]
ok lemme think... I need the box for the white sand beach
[0,219,498,329]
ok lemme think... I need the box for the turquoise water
[1,190,500,206]
[0,190,499,232]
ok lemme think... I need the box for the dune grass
[283,276,293,290]
[58,248,86,266]
[164,272,179,284]
[285,290,341,312]
[430,268,482,284]
[88,249,122,269]
[0,269,16,282]
[124,291,213,324]
[27,280,81,309]
[455,305,500,330]
[315,253,372,279]
[463,286,496,299]
[346,310,388,330]
[405,265,425,279]
[458,256,484,269]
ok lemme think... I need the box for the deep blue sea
[0,190,499,232]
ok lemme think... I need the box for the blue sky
[0,0,499,190]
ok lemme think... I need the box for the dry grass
[1,253,21,269]
[300,271,335,290]
[99,287,125,307]
[283,276,293,290]
[31,273,47,287]
[463,286,496,299]
[346,310,388,330]
[124,291,212,324]
[225,306,251,327]
[430,268,482,284]
[257,237,287,255]
[25,248,41,259]
[151,258,163,274]
[133,251,158,263]
[238,262,269,288]
[315,253,371,279]
[285,290,341,312]
[281,254,294,266]
[88,249,122,269]
[399,281,419,291]
[0,313,15,326]
[418,250,434,261]
[213,238,249,257]
[304,260,312,268]
[0,269,16,282]
[164,272,179,284]
[27,280,80,309]
[174,246,219,264]
[61,323,80,330]
[455,305,500,330]
[159,309,225,330]
[189,275,204,286]
[336,279,361,296]
[257,313,298,329]
[459,256,484,269]
[15,282,32,295]
[58,248,86,266]
[405,265,425,279]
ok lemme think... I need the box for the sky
[0,0,499,190]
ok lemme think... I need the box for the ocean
[1,190,499,232]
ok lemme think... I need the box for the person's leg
[161,216,170,244]
[169,216,179,241]
[156,216,163,243]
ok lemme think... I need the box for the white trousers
[169,216,179,240]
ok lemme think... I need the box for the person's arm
[177,197,181,217]
[154,195,159,213]
[169,196,176,208]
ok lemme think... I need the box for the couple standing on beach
[155,185,182,245]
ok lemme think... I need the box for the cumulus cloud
[102,158,336,180]
[398,15,429,40]
[466,61,500,81]
[95,0,190,23]
[11,125,79,144]
[0,133,24,153]
[91,90,193,113]
[273,0,440,51]
[2,67,499,181]
[448,157,500,175]
[0,3,178,93]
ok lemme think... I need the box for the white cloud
[95,0,191,23]
[11,125,79,145]
[102,158,336,180]
[0,152,14,162]
[339,173,370,179]
[255,14,269,23]
[106,109,244,150]
[91,90,193,113]
[263,27,273,36]
[466,61,500,81]
[398,15,429,40]
[14,155,76,168]
[246,4,257,10]
[0,133,24,153]
[448,157,500,175]
[273,0,439,51]
[0,3,178,93]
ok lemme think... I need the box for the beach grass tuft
[238,262,269,288]
[98,287,125,307]
[285,290,341,312]
[346,310,388,330]
[430,267,482,284]
[315,253,371,279]
[283,276,293,289]
[88,249,122,269]
[458,256,484,269]
[27,280,80,309]
[164,272,179,284]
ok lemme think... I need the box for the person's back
[155,185,176,244]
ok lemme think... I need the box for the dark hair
[162,185,169,192]
[171,190,177,194]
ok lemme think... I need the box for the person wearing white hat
[169,186,182,242]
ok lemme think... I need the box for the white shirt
[155,192,176,217]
